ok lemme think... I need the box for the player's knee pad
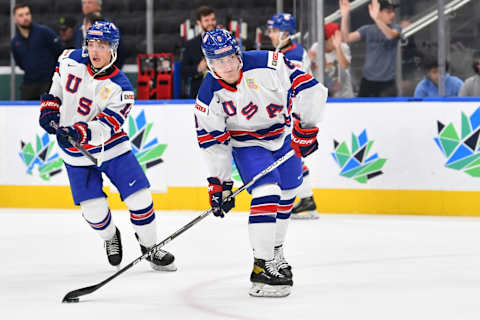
[124,188,156,226]
[251,183,281,199]
[124,188,153,211]
[281,187,297,200]
[80,197,111,229]
[278,188,297,220]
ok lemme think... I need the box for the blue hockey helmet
[85,20,120,51]
[267,13,296,34]
[201,29,241,60]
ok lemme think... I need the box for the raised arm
[369,0,399,40]
[340,0,361,43]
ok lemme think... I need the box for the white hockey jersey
[193,50,328,181]
[281,41,312,75]
[49,49,134,166]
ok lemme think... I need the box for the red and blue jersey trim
[229,122,286,142]
[96,108,125,135]
[196,128,230,148]
[62,131,129,157]
[290,71,318,97]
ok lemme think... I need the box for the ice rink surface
[2,209,480,320]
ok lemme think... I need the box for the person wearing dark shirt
[11,4,62,100]
[340,0,401,97]
[180,6,217,98]
[74,0,102,49]
[59,16,76,50]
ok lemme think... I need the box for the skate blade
[150,262,177,272]
[291,210,319,220]
[249,283,291,297]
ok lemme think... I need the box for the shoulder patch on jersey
[121,91,135,103]
[99,86,112,100]
[194,101,209,115]
[267,51,280,69]
[246,78,258,90]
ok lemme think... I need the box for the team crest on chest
[246,78,258,90]
[99,86,112,100]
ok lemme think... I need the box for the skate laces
[105,234,120,256]
[147,246,167,261]
[274,246,289,269]
[265,259,284,278]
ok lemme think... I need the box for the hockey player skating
[194,29,327,297]
[38,21,176,271]
[267,13,319,219]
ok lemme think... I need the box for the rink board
[2,98,480,215]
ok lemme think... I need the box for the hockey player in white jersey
[267,13,319,219]
[267,13,311,73]
[38,21,176,271]
[194,29,327,297]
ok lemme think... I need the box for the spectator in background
[414,57,463,98]
[11,4,62,100]
[59,17,76,50]
[340,0,401,97]
[399,20,425,96]
[74,0,101,49]
[309,23,354,97]
[459,51,480,96]
[180,6,217,98]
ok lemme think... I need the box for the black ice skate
[249,258,293,297]
[291,196,319,220]
[274,245,292,279]
[104,227,123,267]
[135,233,177,271]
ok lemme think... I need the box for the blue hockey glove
[291,120,319,158]
[39,94,61,134]
[207,177,235,218]
[56,122,90,149]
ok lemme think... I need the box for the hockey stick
[62,149,296,303]
[67,137,98,166]
[50,120,98,166]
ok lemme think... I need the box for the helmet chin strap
[275,31,291,52]
[91,49,117,77]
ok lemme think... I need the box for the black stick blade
[62,284,98,303]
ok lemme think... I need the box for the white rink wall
[2,98,480,215]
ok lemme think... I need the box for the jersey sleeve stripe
[196,128,230,148]
[96,108,124,133]
[289,69,304,83]
[291,73,314,91]
[292,78,319,96]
